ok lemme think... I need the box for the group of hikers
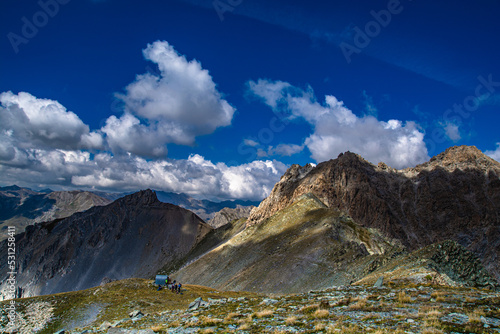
[157,276,182,294]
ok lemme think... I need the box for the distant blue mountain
[153,191,259,221]
[91,189,260,220]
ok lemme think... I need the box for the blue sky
[1,0,500,200]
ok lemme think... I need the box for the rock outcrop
[0,190,212,299]
[357,240,500,289]
[247,146,500,281]
[208,206,255,229]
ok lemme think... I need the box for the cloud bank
[0,41,285,201]
[0,143,286,201]
[248,79,430,168]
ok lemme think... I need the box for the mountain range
[247,145,500,282]
[175,145,499,292]
[0,186,112,241]
[153,191,258,222]
[0,145,499,300]
[0,186,259,241]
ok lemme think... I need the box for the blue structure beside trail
[155,275,169,286]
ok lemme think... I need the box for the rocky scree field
[1,278,500,333]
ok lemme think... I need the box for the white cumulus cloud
[71,154,287,201]
[442,122,461,142]
[0,43,283,201]
[248,80,429,168]
[0,144,287,201]
[256,143,305,157]
[0,91,103,166]
[244,139,259,147]
[106,41,235,157]
[486,143,500,162]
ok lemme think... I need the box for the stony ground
[2,280,500,333]
[72,285,500,333]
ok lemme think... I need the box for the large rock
[188,297,210,311]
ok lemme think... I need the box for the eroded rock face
[357,240,500,289]
[0,190,212,299]
[426,240,499,289]
[248,146,500,281]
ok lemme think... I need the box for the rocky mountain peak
[279,163,315,183]
[1,185,22,191]
[209,205,255,229]
[120,189,159,206]
[336,150,372,164]
[410,145,500,173]
[247,145,500,282]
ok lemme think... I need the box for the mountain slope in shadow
[0,190,211,299]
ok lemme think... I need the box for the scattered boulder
[128,310,145,322]
[373,276,384,288]
[107,329,155,334]
[319,300,330,309]
[260,298,278,305]
[100,277,115,286]
[440,313,469,325]
[129,310,143,318]
[108,329,127,334]
[481,316,500,328]
[187,297,209,311]
[111,319,124,327]
[99,321,112,331]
